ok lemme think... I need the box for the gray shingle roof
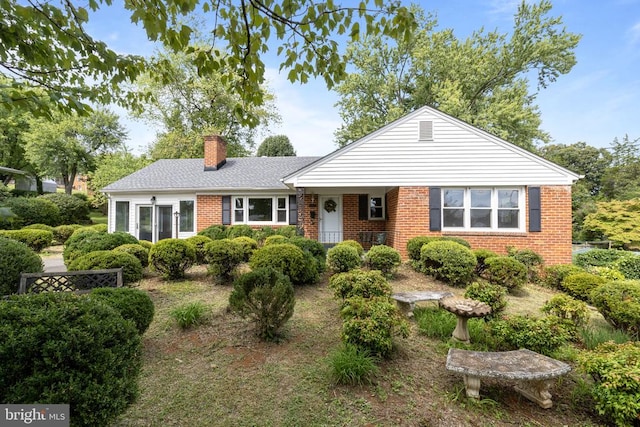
[102,157,321,192]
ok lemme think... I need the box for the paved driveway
[42,246,67,272]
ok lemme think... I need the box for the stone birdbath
[439,297,491,343]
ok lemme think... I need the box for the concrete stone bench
[391,291,453,317]
[445,348,571,409]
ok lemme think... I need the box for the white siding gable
[284,107,580,187]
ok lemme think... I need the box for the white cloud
[628,21,640,45]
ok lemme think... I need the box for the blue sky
[87,0,640,157]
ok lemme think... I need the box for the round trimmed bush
[407,236,438,261]
[0,237,43,295]
[574,249,632,268]
[420,241,477,287]
[0,292,142,427]
[490,315,572,356]
[197,224,227,240]
[0,229,53,252]
[264,235,289,245]
[289,236,327,274]
[441,236,471,248]
[508,248,544,282]
[253,226,275,244]
[464,281,507,320]
[63,230,139,264]
[204,239,245,283]
[329,269,392,300]
[4,196,60,226]
[472,248,499,276]
[149,239,196,280]
[561,272,606,301]
[226,224,254,239]
[586,266,625,282]
[249,243,317,286]
[541,294,589,331]
[327,244,362,274]
[113,243,150,268]
[590,280,640,338]
[542,264,584,290]
[232,236,258,261]
[40,192,90,224]
[52,224,82,244]
[23,223,54,232]
[138,240,153,250]
[89,287,155,334]
[339,240,364,257]
[275,225,298,238]
[68,250,143,285]
[365,245,401,277]
[185,235,213,264]
[614,255,640,280]
[484,256,528,291]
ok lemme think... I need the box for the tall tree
[256,135,296,157]
[24,109,127,194]
[0,0,416,119]
[334,1,580,151]
[88,151,151,209]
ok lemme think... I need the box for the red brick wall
[204,135,227,170]
[196,195,222,231]
[342,194,385,242]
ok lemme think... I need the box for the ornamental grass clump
[328,343,379,385]
[171,301,208,329]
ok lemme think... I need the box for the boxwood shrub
[590,280,640,339]
[226,224,254,239]
[508,248,544,282]
[63,230,138,264]
[364,245,401,277]
[3,196,60,226]
[541,294,589,337]
[23,223,54,232]
[89,287,155,334]
[197,224,227,240]
[472,248,499,276]
[489,315,571,356]
[149,239,196,280]
[249,243,318,286]
[40,192,90,224]
[0,237,43,295]
[406,236,438,262]
[464,281,507,320]
[327,244,362,274]
[52,224,83,244]
[0,292,142,427]
[0,229,53,252]
[274,225,299,238]
[339,240,364,257]
[574,249,632,268]
[185,235,213,264]
[113,243,150,268]
[68,250,143,285]
[613,255,640,280]
[484,256,528,291]
[420,241,476,287]
[204,239,245,283]
[264,235,289,245]
[231,236,258,261]
[542,264,585,290]
[561,272,606,301]
[329,269,392,300]
[289,236,327,274]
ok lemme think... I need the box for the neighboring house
[0,166,57,193]
[103,106,581,264]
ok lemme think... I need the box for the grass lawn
[89,209,108,225]
[114,264,606,427]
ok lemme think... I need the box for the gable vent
[419,120,433,141]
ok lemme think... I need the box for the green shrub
[464,281,507,320]
[542,264,585,289]
[327,244,362,274]
[0,182,10,202]
[113,243,150,268]
[561,272,606,301]
[229,267,295,340]
[226,224,253,239]
[613,255,640,280]
[68,250,143,285]
[40,192,90,224]
[197,224,227,240]
[508,247,544,282]
[0,237,43,295]
[253,226,275,244]
[441,236,471,248]
[406,236,438,261]
[586,266,625,282]
[489,315,571,356]
[249,243,317,286]
[0,292,142,427]
[170,301,208,329]
[472,248,499,276]
[0,229,53,252]
[484,256,528,291]
[264,235,288,246]
[138,240,153,250]
[574,249,632,268]
[275,225,298,238]
[579,325,633,351]
[231,236,258,261]
[328,343,379,385]
[89,287,155,334]
[340,296,409,358]
[289,236,327,274]
[4,196,60,226]
[63,230,138,264]
[23,223,54,232]
[329,269,391,300]
[578,341,640,427]
[420,241,477,287]
[204,239,245,283]
[590,280,640,339]
[541,294,589,337]
[52,224,82,244]
[149,239,196,280]
[339,240,364,257]
[185,235,213,264]
[364,245,401,277]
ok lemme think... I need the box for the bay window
[442,188,523,231]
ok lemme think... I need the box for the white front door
[319,196,342,243]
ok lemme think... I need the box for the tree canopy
[334,1,580,151]
[256,135,296,157]
[89,152,151,208]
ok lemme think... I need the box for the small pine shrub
[113,243,150,268]
[561,272,606,301]
[327,244,362,274]
[52,224,82,244]
[0,237,43,295]
[4,196,60,226]
[0,292,142,427]
[264,235,288,245]
[613,255,640,280]
[420,241,477,287]
[226,224,254,239]
[198,224,227,240]
[590,280,640,339]
[464,281,507,320]
[204,239,245,283]
[508,247,544,282]
[232,236,258,261]
[339,240,364,257]
[67,250,143,285]
[253,226,275,244]
[275,225,298,238]
[89,287,155,334]
[484,256,527,291]
[40,192,90,224]
[364,245,401,277]
[574,249,632,268]
[472,248,499,276]
[542,264,585,290]
[63,230,138,264]
[329,269,392,300]
[229,267,295,340]
[541,294,589,337]
[406,236,438,261]
[185,235,213,264]
[149,239,196,280]
[0,229,53,252]
[170,301,208,329]
[328,344,379,385]
[578,341,640,427]
[249,243,317,285]
[489,315,571,356]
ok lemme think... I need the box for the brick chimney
[204,135,227,171]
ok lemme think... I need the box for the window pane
[498,190,519,208]
[234,210,244,222]
[115,202,129,232]
[277,210,286,222]
[370,196,383,219]
[470,209,491,228]
[443,209,464,227]
[498,209,519,228]
[249,198,273,222]
[277,197,286,209]
[444,189,464,207]
[179,200,194,232]
[235,198,243,209]
[471,189,491,207]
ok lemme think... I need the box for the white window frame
[232,196,289,225]
[441,187,524,232]
[368,194,385,220]
[179,200,195,232]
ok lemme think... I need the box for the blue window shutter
[222,196,231,225]
[529,187,541,232]
[358,194,368,220]
[289,195,298,225]
[429,187,441,231]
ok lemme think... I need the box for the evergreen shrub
[197,224,227,240]
[542,264,584,290]
[327,244,362,274]
[231,236,258,261]
[249,243,317,285]
[484,256,528,291]
[508,247,544,282]
[590,280,640,339]
[464,281,507,320]
[329,269,391,300]
[113,243,150,268]
[204,239,244,283]
[90,287,155,334]
[226,224,253,239]
[289,236,327,274]
[40,192,90,224]
[489,315,571,356]
[275,225,298,238]
[339,240,364,257]
[364,245,401,277]
[52,224,82,244]
[561,272,606,301]
[63,230,138,264]
[67,250,143,285]
[613,255,640,280]
[541,294,589,338]
[264,235,288,245]
[472,248,499,276]
[149,239,196,280]
[406,236,437,262]
[185,235,213,264]
[0,229,53,252]
[574,249,632,268]
[420,241,476,287]
[0,237,43,295]
[4,197,60,226]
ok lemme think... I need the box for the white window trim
[232,196,289,225]
[442,187,525,232]
[368,194,385,221]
